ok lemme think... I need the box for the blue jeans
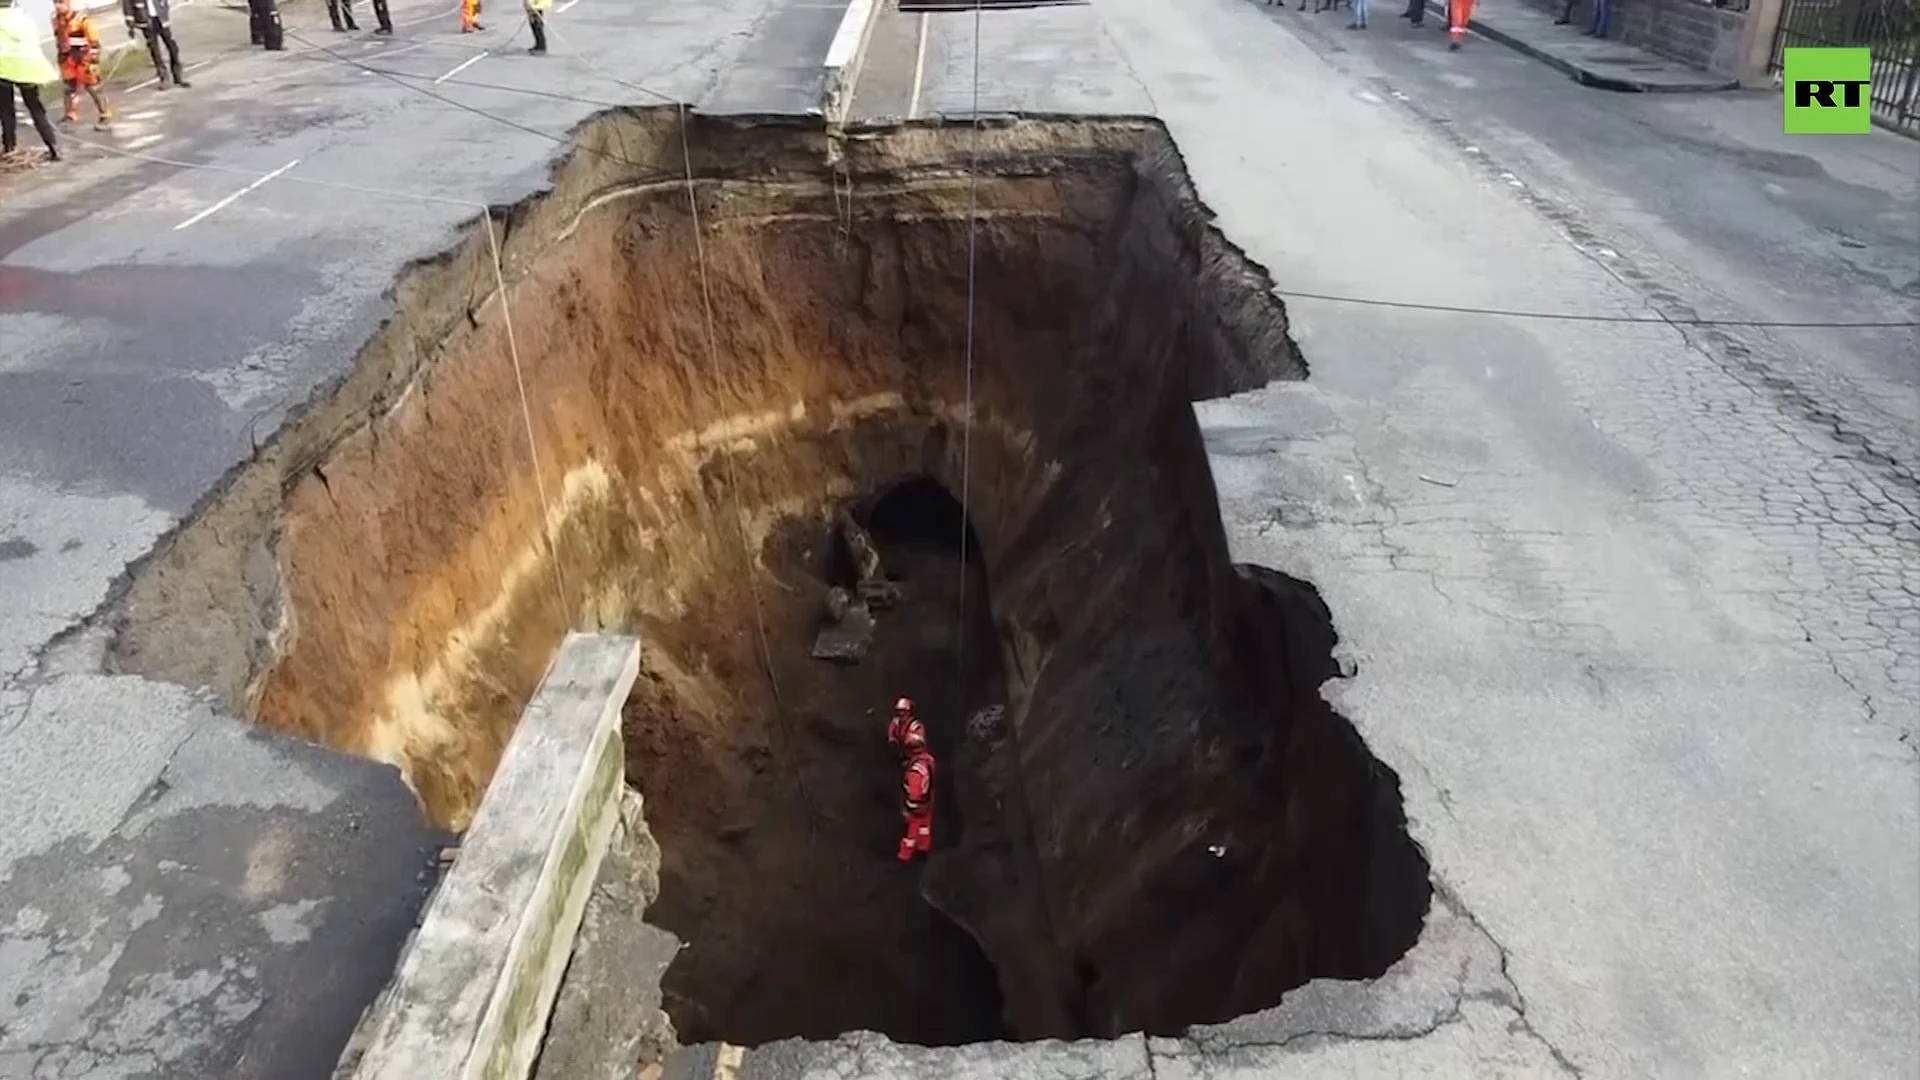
[1587,0,1611,35]
[1352,0,1370,24]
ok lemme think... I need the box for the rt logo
[1783,47,1872,134]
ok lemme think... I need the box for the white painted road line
[907,12,929,119]
[433,50,488,84]
[556,0,584,12]
[129,57,213,93]
[173,158,300,230]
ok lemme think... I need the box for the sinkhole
[103,109,1433,1049]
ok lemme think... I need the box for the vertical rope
[484,214,575,630]
[675,104,818,825]
[956,0,982,670]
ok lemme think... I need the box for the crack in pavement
[1436,881,1587,1078]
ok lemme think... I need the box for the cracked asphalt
[713,0,1917,1077]
[3,0,1916,1075]
[0,0,839,1075]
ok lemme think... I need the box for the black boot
[171,65,191,87]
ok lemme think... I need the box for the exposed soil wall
[102,109,1426,1044]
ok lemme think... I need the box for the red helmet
[893,697,913,717]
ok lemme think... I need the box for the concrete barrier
[342,633,641,1080]
[821,0,883,123]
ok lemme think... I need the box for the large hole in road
[104,110,1433,1047]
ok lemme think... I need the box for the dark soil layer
[631,479,1011,1046]
[99,110,1432,1047]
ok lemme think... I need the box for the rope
[482,213,576,630]
[541,19,820,826]
[955,0,982,666]
[85,32,1915,331]
[65,132,578,630]
[668,100,820,826]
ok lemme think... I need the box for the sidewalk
[1433,0,1741,91]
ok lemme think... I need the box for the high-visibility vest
[887,714,926,753]
[902,752,935,813]
[0,7,60,86]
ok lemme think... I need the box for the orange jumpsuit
[1447,0,1474,46]
[54,8,110,126]
[460,0,482,31]
[897,748,935,862]
[54,10,101,88]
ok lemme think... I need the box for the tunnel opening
[634,473,1014,1047]
[102,111,1432,1055]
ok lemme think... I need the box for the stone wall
[1519,0,1752,76]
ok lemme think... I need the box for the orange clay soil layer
[102,109,1432,1046]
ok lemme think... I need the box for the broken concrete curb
[341,634,641,1080]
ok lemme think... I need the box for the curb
[1423,0,1740,92]
[820,0,883,123]
[341,633,642,1080]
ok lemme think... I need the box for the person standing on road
[1348,0,1369,30]
[895,725,935,863]
[524,0,549,53]
[1583,0,1612,37]
[122,0,191,89]
[1400,0,1425,29]
[460,0,483,32]
[54,0,112,130]
[325,0,359,32]
[370,0,392,34]
[248,0,285,50]
[0,0,60,163]
[1446,0,1473,48]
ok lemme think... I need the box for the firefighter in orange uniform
[460,0,483,32]
[897,724,935,862]
[886,697,925,758]
[53,0,110,129]
[1447,0,1474,49]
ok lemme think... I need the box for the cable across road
[58,27,1914,332]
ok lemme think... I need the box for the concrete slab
[346,633,640,1080]
[0,670,445,1080]
[532,790,681,1080]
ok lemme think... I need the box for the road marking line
[127,133,164,149]
[906,11,929,119]
[129,57,214,93]
[556,0,583,12]
[395,2,462,28]
[173,158,300,230]
[433,50,488,83]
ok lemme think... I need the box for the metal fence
[1772,0,1920,133]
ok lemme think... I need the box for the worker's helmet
[901,724,927,750]
[893,697,914,717]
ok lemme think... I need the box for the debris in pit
[811,586,876,662]
[839,509,901,609]
[812,510,905,663]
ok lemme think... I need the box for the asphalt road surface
[4,0,1917,1076]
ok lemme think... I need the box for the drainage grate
[897,0,1088,11]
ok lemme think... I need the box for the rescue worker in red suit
[897,724,935,862]
[885,697,925,759]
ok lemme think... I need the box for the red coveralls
[898,748,935,862]
[886,711,926,756]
